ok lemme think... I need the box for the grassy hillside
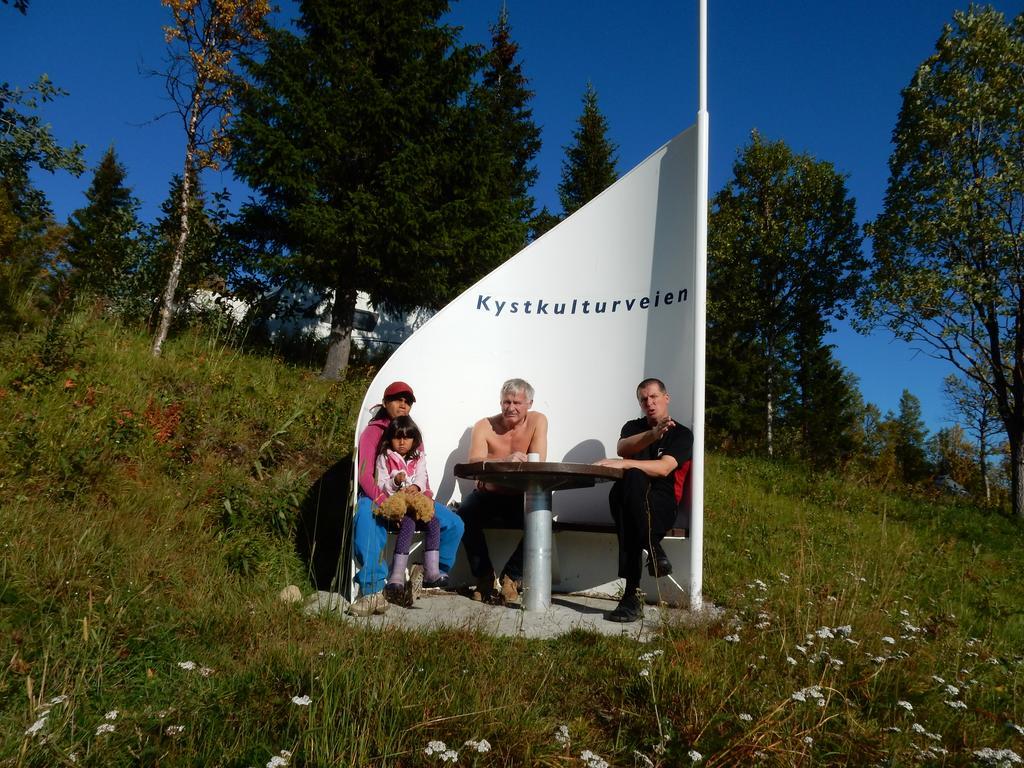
[1,310,1022,767]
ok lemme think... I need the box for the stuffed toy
[377,488,435,523]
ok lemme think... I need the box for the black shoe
[647,541,673,577]
[607,590,644,622]
[422,573,450,590]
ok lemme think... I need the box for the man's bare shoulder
[473,415,499,434]
[526,411,547,428]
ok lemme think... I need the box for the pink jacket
[374,449,430,498]
[357,415,435,504]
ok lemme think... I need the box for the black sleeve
[619,417,646,440]
[663,425,693,466]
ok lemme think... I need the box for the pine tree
[233,0,523,378]
[893,390,930,484]
[64,146,141,295]
[479,6,540,241]
[557,82,618,217]
[708,133,863,457]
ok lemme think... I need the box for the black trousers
[609,468,677,585]
[457,489,525,580]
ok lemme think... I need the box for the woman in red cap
[348,381,464,616]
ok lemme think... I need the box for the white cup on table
[527,452,541,462]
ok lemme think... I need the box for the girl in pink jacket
[374,416,443,604]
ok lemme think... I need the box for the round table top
[453,461,623,492]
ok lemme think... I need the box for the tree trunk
[979,422,990,503]
[152,87,202,358]
[320,284,357,380]
[766,367,774,459]
[1012,438,1024,520]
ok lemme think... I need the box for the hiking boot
[500,574,521,604]
[646,541,673,577]
[607,590,644,623]
[347,591,389,616]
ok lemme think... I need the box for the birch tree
[862,7,1024,517]
[151,0,269,357]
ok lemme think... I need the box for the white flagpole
[689,0,709,610]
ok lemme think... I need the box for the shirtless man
[458,378,548,603]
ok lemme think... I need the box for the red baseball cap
[383,381,416,403]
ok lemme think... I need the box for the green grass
[1,308,1022,766]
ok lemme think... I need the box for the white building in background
[262,286,433,351]
[189,286,431,351]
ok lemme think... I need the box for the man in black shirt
[595,378,693,622]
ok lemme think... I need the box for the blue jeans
[353,495,464,594]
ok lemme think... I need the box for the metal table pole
[522,481,553,611]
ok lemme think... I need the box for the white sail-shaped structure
[353,122,706,606]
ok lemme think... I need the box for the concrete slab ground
[304,589,719,641]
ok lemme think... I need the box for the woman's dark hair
[377,415,423,460]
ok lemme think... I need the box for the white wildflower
[580,749,610,768]
[167,725,185,736]
[870,656,887,664]
[266,750,292,768]
[440,749,459,763]
[795,644,808,655]
[944,699,967,711]
[177,661,197,671]
[47,695,68,706]
[943,684,959,697]
[95,723,115,735]
[724,634,740,643]
[910,723,926,734]
[899,609,910,617]
[973,747,1023,765]
[896,700,913,712]
[291,695,312,706]
[803,736,813,745]
[786,656,797,666]
[1010,723,1024,736]
[931,675,946,685]
[883,726,902,733]
[835,625,852,637]
[463,739,491,753]
[199,666,214,677]
[881,636,895,645]
[424,740,447,756]
[739,713,753,721]
[633,752,655,768]
[638,650,663,663]
[640,669,650,678]
[104,710,118,720]
[755,622,770,630]
[555,724,571,746]
[25,714,48,737]
[792,685,826,706]
[688,748,703,762]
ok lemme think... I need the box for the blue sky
[4,0,1023,434]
